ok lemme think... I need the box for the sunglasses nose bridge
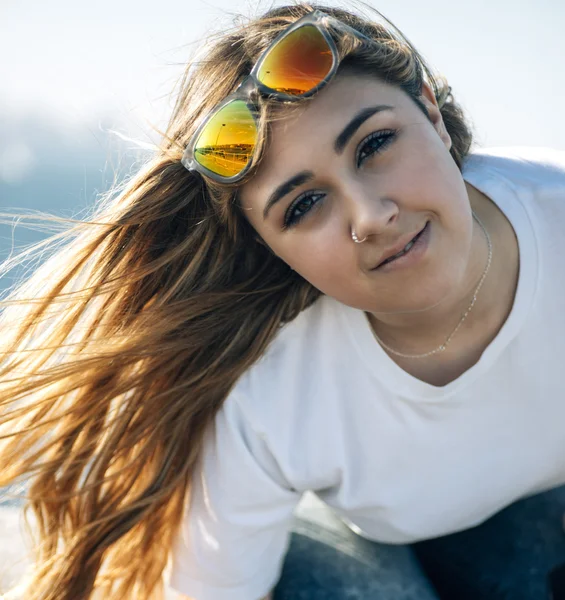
[235,75,258,98]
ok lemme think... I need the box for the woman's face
[239,72,474,316]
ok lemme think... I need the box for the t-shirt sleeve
[167,392,303,600]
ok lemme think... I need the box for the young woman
[2,3,565,599]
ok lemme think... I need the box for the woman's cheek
[302,246,352,286]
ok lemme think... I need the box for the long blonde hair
[0,3,474,598]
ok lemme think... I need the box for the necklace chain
[370,211,493,359]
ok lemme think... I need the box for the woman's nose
[345,187,399,243]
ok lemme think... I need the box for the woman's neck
[366,184,520,358]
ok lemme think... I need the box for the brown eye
[356,129,397,167]
[283,192,325,229]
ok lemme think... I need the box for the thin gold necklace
[370,211,493,359]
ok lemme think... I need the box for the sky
[0,0,563,187]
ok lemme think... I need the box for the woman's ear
[420,81,452,150]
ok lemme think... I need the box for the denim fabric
[273,485,565,600]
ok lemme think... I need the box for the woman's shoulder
[463,145,565,187]
[244,294,344,373]
[230,294,349,413]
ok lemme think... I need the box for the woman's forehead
[240,75,408,201]
[273,73,403,133]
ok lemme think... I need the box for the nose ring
[351,229,368,244]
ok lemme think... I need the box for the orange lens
[257,25,334,95]
[194,100,257,178]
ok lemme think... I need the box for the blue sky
[1,0,564,186]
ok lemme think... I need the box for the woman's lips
[375,225,426,268]
[373,221,431,272]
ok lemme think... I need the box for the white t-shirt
[169,146,565,600]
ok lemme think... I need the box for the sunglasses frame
[181,9,374,184]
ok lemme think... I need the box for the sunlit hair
[0,2,474,598]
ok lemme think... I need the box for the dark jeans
[273,485,565,600]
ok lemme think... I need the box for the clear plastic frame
[181,9,374,184]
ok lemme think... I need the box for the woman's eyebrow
[262,105,395,220]
[263,171,314,219]
[334,104,395,155]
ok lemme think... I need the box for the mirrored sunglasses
[181,10,374,183]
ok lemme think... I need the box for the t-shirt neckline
[337,162,539,402]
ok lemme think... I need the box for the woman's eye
[283,192,324,229]
[356,129,397,167]
[281,130,397,230]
